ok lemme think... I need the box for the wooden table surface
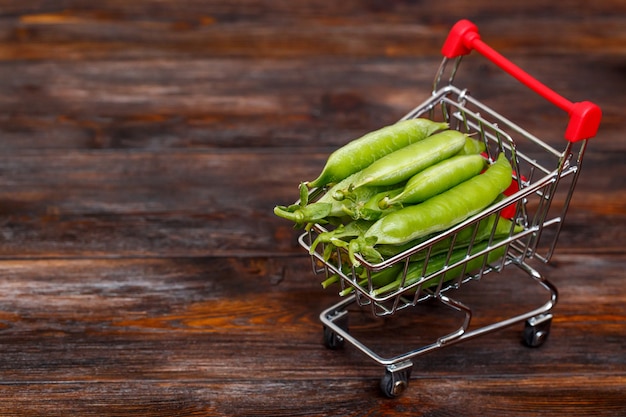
[0,1,624,416]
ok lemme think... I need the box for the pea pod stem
[273,203,333,224]
[321,274,340,289]
[274,172,394,226]
[352,186,404,221]
[309,219,374,255]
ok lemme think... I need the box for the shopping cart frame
[297,20,601,398]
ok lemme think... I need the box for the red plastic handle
[441,20,601,142]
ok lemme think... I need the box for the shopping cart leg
[522,313,553,347]
[322,306,349,350]
[380,360,413,398]
[516,261,558,347]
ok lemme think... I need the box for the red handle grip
[441,19,601,142]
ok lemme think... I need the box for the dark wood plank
[0,375,624,416]
[0,149,624,258]
[0,55,622,151]
[0,0,624,60]
[0,1,623,152]
[0,254,623,415]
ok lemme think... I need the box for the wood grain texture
[0,0,624,415]
[0,255,624,416]
[0,150,623,258]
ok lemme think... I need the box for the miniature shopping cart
[298,19,601,398]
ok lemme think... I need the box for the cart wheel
[380,364,412,398]
[323,325,344,350]
[522,314,552,348]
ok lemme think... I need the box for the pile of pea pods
[274,118,519,296]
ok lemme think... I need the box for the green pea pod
[457,136,486,156]
[306,118,448,189]
[339,130,468,193]
[380,154,487,209]
[373,214,521,262]
[348,153,512,266]
[372,239,508,296]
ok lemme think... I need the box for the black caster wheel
[522,314,552,347]
[323,325,345,350]
[380,363,412,398]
